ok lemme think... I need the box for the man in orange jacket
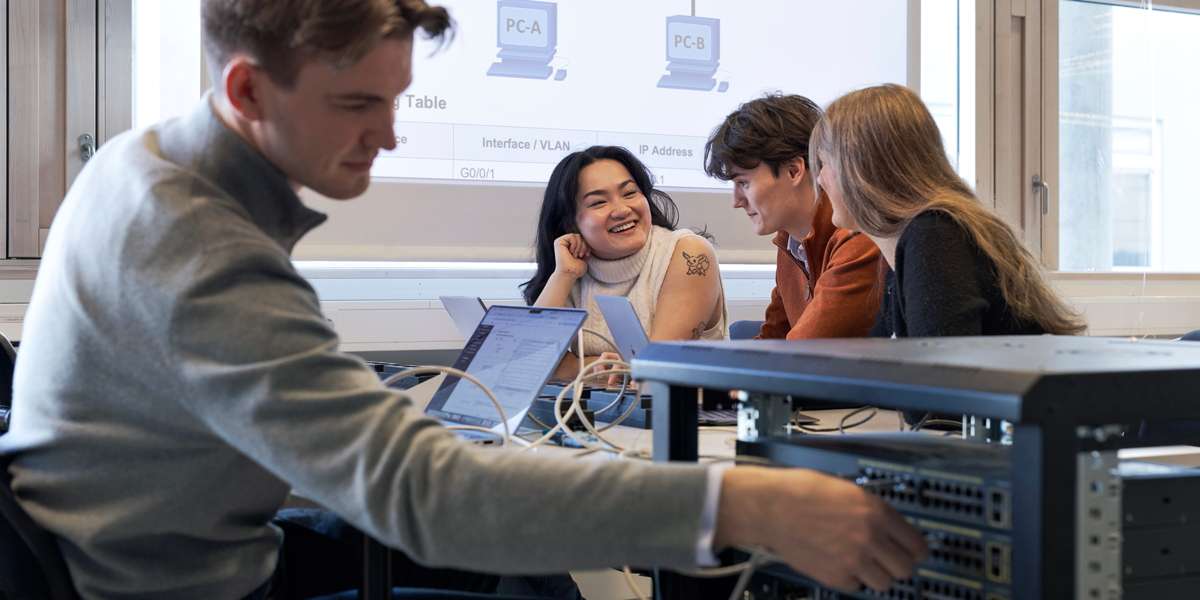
[704,93,883,339]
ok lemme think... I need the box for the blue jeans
[245,509,583,600]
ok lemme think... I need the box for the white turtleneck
[566,225,728,356]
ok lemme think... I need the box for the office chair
[0,327,79,600]
[0,331,14,434]
[0,457,79,600]
[728,320,765,341]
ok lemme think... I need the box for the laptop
[424,305,588,441]
[440,296,489,340]
[593,295,817,427]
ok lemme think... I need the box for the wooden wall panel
[976,0,995,202]
[37,0,65,233]
[99,0,132,146]
[1023,0,1043,257]
[1042,0,1060,269]
[8,0,40,258]
[7,0,94,259]
[66,0,96,190]
[994,1,1023,225]
[0,0,9,257]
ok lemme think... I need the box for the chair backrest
[0,457,79,600]
[0,330,14,434]
[728,320,766,341]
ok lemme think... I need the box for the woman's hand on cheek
[553,233,591,279]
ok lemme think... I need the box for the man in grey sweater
[0,1,926,599]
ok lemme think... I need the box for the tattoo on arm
[682,251,710,276]
[691,321,707,340]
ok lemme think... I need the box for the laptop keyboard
[366,362,440,391]
[698,408,738,425]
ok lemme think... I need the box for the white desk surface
[401,375,1200,467]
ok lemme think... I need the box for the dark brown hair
[810,84,1085,335]
[202,0,453,89]
[704,92,823,180]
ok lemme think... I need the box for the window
[1058,1,1200,271]
[133,0,203,130]
[921,0,977,187]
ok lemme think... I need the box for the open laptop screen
[425,305,587,430]
[439,295,488,340]
[594,294,650,361]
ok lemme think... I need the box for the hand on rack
[712,466,928,593]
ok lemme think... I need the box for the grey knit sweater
[0,96,709,600]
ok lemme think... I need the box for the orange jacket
[756,199,884,339]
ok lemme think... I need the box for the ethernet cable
[382,345,773,600]
[380,366,522,448]
[794,406,879,434]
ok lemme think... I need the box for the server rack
[632,335,1200,600]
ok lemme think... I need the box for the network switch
[736,433,1200,600]
[634,335,1200,599]
[738,433,1014,600]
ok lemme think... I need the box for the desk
[356,373,1200,600]
[404,374,1200,466]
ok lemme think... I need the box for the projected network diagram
[373,1,909,188]
[486,0,566,81]
[657,15,726,92]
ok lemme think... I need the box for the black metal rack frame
[634,335,1200,600]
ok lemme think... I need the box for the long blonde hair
[810,84,1084,335]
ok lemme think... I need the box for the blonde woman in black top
[809,84,1085,338]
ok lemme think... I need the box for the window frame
[1041,0,1200,273]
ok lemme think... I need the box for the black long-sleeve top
[868,210,1046,338]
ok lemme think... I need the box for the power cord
[622,566,650,600]
[795,406,878,434]
[380,366,519,448]
[522,359,641,453]
[383,339,772,600]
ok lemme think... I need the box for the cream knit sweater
[567,226,728,356]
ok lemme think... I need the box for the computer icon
[486,0,558,80]
[656,15,721,91]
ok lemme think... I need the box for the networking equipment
[486,0,559,80]
[632,335,1200,600]
[737,434,1200,600]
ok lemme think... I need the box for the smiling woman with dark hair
[522,146,727,377]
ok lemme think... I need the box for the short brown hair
[704,92,823,180]
[202,0,453,89]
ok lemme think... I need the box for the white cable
[554,363,629,450]
[566,358,645,442]
[580,327,621,356]
[381,367,512,449]
[444,426,534,448]
[384,362,771,592]
[521,358,635,452]
[679,546,780,581]
[573,328,633,412]
[725,550,769,600]
[622,566,650,600]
